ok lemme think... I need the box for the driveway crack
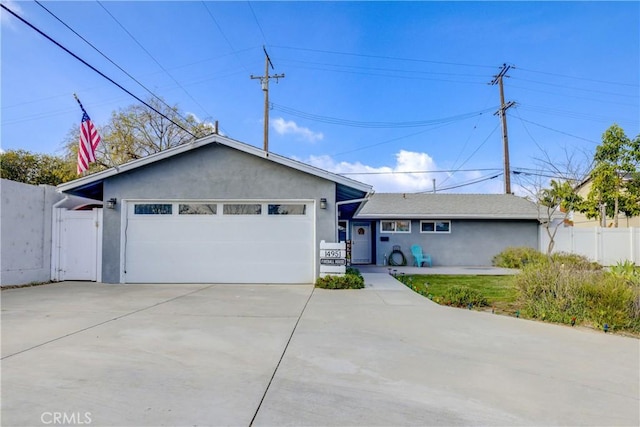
[249,286,315,426]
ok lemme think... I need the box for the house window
[179,203,217,215]
[380,220,411,233]
[420,220,451,233]
[268,204,306,215]
[223,204,262,215]
[134,204,172,215]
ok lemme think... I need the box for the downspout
[335,191,374,242]
[51,195,69,282]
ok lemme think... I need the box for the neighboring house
[57,134,372,284]
[572,175,640,228]
[349,193,539,266]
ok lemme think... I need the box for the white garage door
[124,201,315,284]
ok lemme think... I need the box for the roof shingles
[356,193,539,220]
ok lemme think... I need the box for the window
[380,220,411,233]
[268,204,306,215]
[134,204,172,215]
[179,203,217,215]
[223,203,262,215]
[421,220,451,233]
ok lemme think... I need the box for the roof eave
[354,213,539,220]
[57,134,372,195]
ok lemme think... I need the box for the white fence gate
[51,208,102,282]
[540,226,639,266]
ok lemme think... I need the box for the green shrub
[609,260,639,281]
[514,262,639,332]
[492,247,545,269]
[315,273,365,289]
[346,266,363,277]
[549,252,601,271]
[442,285,488,307]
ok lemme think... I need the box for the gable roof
[57,133,372,200]
[355,193,539,220]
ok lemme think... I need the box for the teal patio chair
[410,245,432,267]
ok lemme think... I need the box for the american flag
[76,96,101,174]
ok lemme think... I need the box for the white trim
[57,134,371,195]
[95,208,103,282]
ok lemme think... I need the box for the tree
[0,149,75,186]
[580,124,640,227]
[537,179,583,255]
[63,97,216,171]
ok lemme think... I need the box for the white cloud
[271,117,323,143]
[300,150,508,194]
[1,1,24,29]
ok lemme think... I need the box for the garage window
[179,203,217,215]
[223,203,262,215]
[268,204,306,215]
[134,204,173,215]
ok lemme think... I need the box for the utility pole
[490,64,515,194]
[250,46,284,152]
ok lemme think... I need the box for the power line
[201,1,251,76]
[272,103,495,128]
[516,117,599,144]
[278,62,488,85]
[517,66,639,87]
[415,172,503,193]
[509,84,639,107]
[0,2,196,137]
[339,168,502,176]
[513,76,637,98]
[97,1,215,122]
[278,58,488,80]
[271,45,497,69]
[247,2,269,45]
[33,0,197,127]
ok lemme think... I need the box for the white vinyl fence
[540,226,639,266]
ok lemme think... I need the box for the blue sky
[2,1,638,194]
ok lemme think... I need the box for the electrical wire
[33,0,199,127]
[509,84,639,107]
[247,1,269,45]
[515,117,599,144]
[271,45,497,69]
[512,77,637,98]
[97,1,216,123]
[339,168,502,176]
[201,1,251,75]
[0,3,196,137]
[277,57,489,80]
[517,66,639,87]
[272,103,495,128]
[415,172,503,193]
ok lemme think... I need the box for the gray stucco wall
[1,179,63,286]
[101,144,337,283]
[373,219,539,266]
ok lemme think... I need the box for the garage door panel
[125,201,314,284]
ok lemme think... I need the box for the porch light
[107,198,117,209]
[320,198,327,209]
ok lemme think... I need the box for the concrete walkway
[1,276,638,426]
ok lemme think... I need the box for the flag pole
[73,93,87,114]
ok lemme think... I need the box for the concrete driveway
[1,275,638,426]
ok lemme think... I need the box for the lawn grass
[405,275,519,314]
